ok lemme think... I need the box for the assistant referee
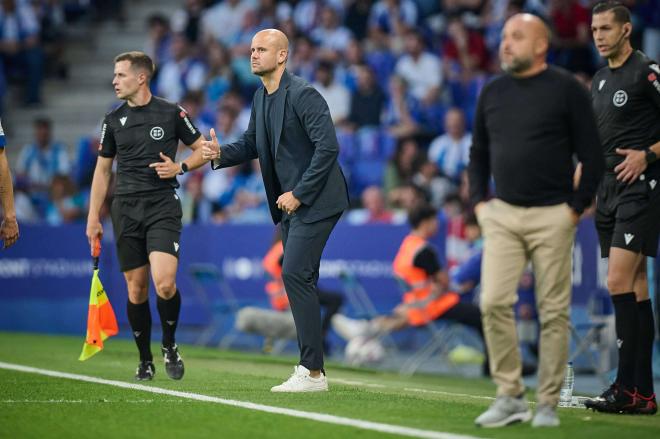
[86,51,207,381]
[585,2,660,415]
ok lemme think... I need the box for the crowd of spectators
[7,0,660,267]
[0,0,127,110]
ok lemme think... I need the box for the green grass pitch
[1,332,659,438]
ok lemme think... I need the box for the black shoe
[584,383,636,414]
[161,344,185,380]
[135,361,155,381]
[633,392,657,415]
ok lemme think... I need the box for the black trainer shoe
[633,392,657,415]
[584,383,636,414]
[161,344,185,380]
[135,361,155,381]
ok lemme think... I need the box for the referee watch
[645,148,658,165]
[178,162,189,175]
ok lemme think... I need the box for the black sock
[157,290,181,348]
[636,299,655,396]
[127,300,152,362]
[612,292,638,390]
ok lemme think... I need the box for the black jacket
[213,70,349,224]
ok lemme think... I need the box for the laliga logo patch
[150,126,164,140]
[612,90,628,107]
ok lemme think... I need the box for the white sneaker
[270,365,329,393]
[331,314,371,341]
[475,395,532,428]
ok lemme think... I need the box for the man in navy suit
[202,29,349,392]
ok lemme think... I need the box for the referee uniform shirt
[99,96,202,271]
[592,50,660,257]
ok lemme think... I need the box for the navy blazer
[212,70,349,224]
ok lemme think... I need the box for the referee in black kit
[585,2,660,415]
[86,52,207,380]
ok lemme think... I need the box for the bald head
[508,13,550,43]
[499,13,550,76]
[251,29,289,77]
[254,29,289,51]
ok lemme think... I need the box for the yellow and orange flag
[79,239,118,361]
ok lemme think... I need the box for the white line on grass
[0,399,189,404]
[0,361,484,439]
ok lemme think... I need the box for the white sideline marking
[0,399,187,404]
[0,362,484,439]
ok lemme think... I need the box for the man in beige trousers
[468,14,604,427]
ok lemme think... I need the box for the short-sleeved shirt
[591,50,660,174]
[99,96,201,196]
[0,118,5,148]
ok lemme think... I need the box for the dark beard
[501,56,532,74]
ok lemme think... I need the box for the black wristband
[645,148,657,164]
[178,162,188,175]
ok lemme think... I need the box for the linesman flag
[79,239,118,361]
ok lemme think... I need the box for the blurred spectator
[383,75,421,139]
[144,14,172,81]
[293,0,325,34]
[202,0,253,45]
[219,89,250,131]
[204,41,235,107]
[394,30,442,106]
[73,129,100,192]
[228,8,264,58]
[345,0,372,41]
[171,0,205,45]
[384,137,422,207]
[442,192,468,269]
[427,108,471,184]
[255,0,278,29]
[0,0,44,104]
[15,117,70,213]
[45,174,84,225]
[289,34,317,82]
[412,161,454,208]
[310,5,352,61]
[227,160,269,223]
[346,185,406,224]
[347,64,385,129]
[180,90,213,140]
[442,16,490,79]
[155,33,206,103]
[442,0,487,20]
[313,61,350,124]
[549,0,594,74]
[35,0,68,79]
[637,0,660,61]
[338,38,365,91]
[180,171,213,224]
[368,0,418,46]
[214,104,243,144]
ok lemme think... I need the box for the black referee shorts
[595,172,660,258]
[110,192,183,272]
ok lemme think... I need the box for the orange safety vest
[392,234,459,326]
[262,242,290,311]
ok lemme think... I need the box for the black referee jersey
[591,50,660,174]
[99,96,202,196]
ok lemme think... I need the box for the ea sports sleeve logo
[612,90,628,107]
[150,126,165,140]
